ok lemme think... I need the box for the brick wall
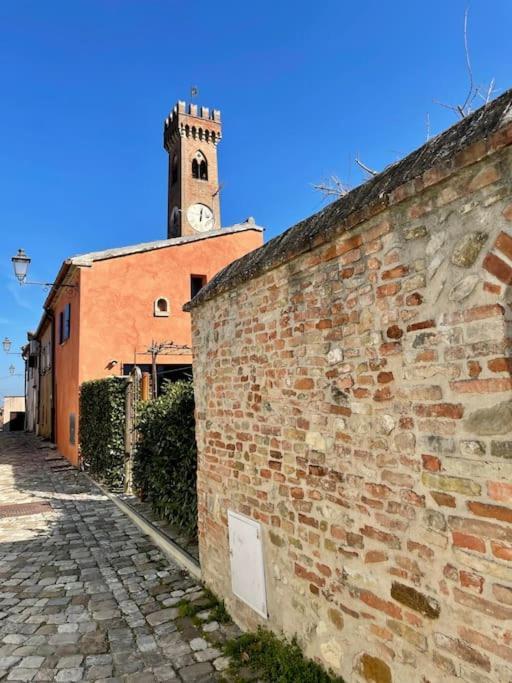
[189,124,512,681]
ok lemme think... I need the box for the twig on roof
[355,156,378,177]
[311,175,350,201]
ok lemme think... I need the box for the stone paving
[0,433,248,682]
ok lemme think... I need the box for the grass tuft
[210,599,230,624]
[177,590,230,625]
[224,627,345,682]
[177,600,200,619]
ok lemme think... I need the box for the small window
[59,304,71,343]
[191,275,206,299]
[192,151,208,180]
[66,304,71,338]
[154,297,170,317]
[171,154,178,185]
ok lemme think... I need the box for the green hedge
[79,377,127,489]
[133,380,197,538]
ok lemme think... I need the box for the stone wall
[188,107,512,682]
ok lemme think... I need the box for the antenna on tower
[190,86,199,99]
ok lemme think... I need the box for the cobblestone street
[0,433,241,682]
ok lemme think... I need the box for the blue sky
[1,0,511,398]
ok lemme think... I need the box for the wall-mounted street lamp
[11,249,76,289]
[11,249,31,283]
[2,338,21,356]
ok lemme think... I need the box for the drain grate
[0,502,52,518]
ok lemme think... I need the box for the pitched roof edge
[184,90,512,312]
[41,224,263,311]
[69,223,264,266]
[42,261,74,310]
[31,309,52,340]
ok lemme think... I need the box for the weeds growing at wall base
[223,627,345,683]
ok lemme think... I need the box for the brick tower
[163,102,222,238]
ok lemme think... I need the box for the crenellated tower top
[163,101,222,152]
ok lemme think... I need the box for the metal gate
[124,367,151,494]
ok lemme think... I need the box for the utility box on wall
[227,510,268,619]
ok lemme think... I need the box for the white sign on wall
[227,510,268,619]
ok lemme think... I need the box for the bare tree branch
[476,78,498,104]
[434,7,497,119]
[460,7,475,115]
[314,9,498,204]
[484,78,496,104]
[355,156,378,177]
[433,99,460,114]
[312,175,350,200]
[312,155,379,201]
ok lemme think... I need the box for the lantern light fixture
[2,338,20,356]
[10,249,76,290]
[11,249,31,283]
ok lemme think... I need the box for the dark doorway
[122,363,192,397]
[9,412,25,431]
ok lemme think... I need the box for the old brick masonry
[188,96,512,683]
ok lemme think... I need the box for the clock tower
[163,101,222,238]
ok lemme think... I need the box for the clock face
[187,203,215,232]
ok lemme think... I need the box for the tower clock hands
[187,203,214,231]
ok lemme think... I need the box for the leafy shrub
[224,628,345,683]
[133,380,197,538]
[79,377,127,489]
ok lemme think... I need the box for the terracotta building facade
[186,91,512,682]
[29,100,264,463]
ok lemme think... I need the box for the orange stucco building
[29,100,264,464]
